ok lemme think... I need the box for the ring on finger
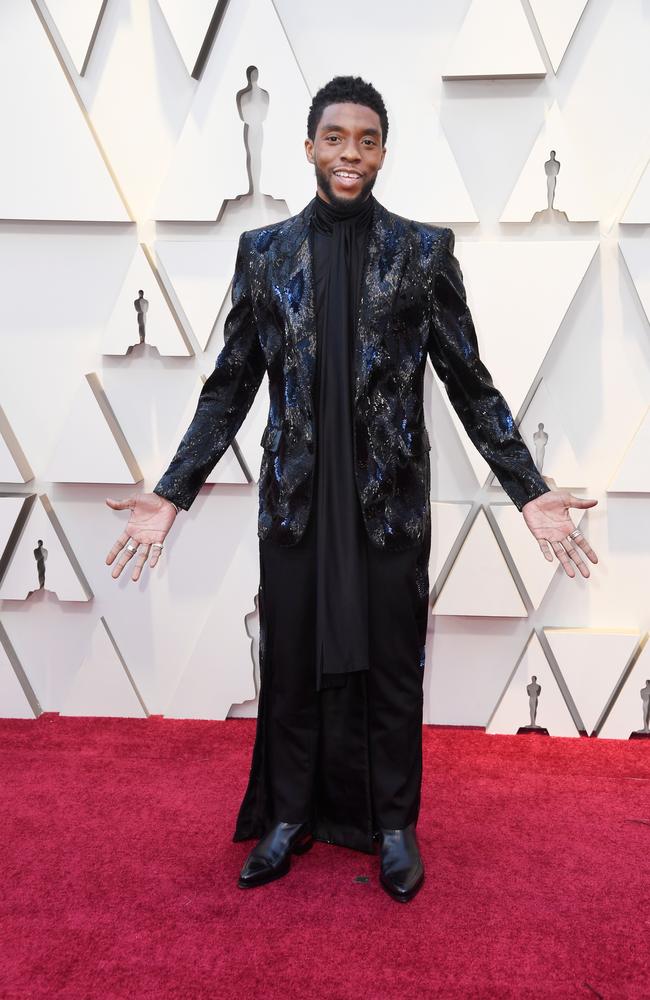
[568,528,583,540]
[152,542,164,550]
[125,542,138,553]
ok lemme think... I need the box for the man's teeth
[334,172,360,178]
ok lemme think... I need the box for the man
[105,76,598,904]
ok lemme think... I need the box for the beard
[314,161,378,210]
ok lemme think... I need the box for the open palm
[105,493,177,582]
[522,489,598,579]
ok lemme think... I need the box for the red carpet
[1,715,648,999]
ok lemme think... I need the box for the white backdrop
[1,0,649,739]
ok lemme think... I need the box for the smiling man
[106,75,598,903]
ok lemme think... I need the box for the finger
[561,539,590,578]
[566,495,598,510]
[551,539,575,578]
[111,540,138,579]
[149,544,164,569]
[106,530,132,565]
[105,497,135,510]
[575,534,598,564]
[537,538,554,562]
[131,544,151,582]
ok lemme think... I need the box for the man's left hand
[522,490,599,578]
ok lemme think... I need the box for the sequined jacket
[153,196,550,550]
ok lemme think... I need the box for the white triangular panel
[153,0,312,219]
[545,628,640,735]
[432,509,527,617]
[442,0,546,80]
[438,240,598,484]
[0,433,25,483]
[500,102,600,222]
[528,0,590,74]
[621,158,650,224]
[61,617,147,718]
[608,406,650,494]
[44,373,142,485]
[155,239,238,351]
[46,0,106,75]
[165,516,259,719]
[487,632,578,736]
[161,376,247,486]
[599,638,650,740]
[0,495,91,601]
[0,635,34,718]
[0,0,128,221]
[491,504,587,609]
[103,245,191,356]
[513,379,582,485]
[158,0,217,76]
[375,103,478,223]
[429,502,472,590]
[0,496,29,560]
[619,239,650,332]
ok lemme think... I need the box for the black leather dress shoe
[237,820,313,889]
[379,823,425,903]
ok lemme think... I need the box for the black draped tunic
[310,191,376,692]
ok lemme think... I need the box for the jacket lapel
[271,195,411,414]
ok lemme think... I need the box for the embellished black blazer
[153,196,550,550]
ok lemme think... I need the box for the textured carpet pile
[1,714,648,999]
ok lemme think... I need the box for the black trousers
[244,496,430,842]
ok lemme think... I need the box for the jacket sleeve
[426,227,551,511]
[153,232,266,511]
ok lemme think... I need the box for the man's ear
[304,138,314,164]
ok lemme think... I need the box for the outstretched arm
[153,232,266,511]
[426,226,551,511]
[426,228,598,578]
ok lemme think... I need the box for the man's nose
[340,142,362,161]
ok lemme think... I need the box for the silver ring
[568,529,582,540]
[125,542,138,553]
[152,542,164,550]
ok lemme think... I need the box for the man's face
[304,101,386,209]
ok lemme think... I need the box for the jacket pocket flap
[260,426,282,452]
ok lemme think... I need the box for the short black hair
[307,75,388,145]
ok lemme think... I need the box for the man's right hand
[105,493,179,582]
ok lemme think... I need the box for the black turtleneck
[309,191,376,692]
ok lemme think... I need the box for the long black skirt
[232,501,431,855]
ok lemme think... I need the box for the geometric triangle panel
[153,0,313,219]
[620,157,650,224]
[500,102,600,222]
[438,240,598,485]
[442,0,546,80]
[155,239,239,352]
[102,244,192,356]
[528,0,590,74]
[597,636,650,740]
[486,631,579,736]
[60,617,148,718]
[618,239,650,333]
[157,0,218,76]
[165,507,259,720]
[608,405,650,494]
[544,628,640,735]
[432,509,527,617]
[44,373,143,485]
[46,0,107,76]
[0,495,92,602]
[0,0,128,221]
